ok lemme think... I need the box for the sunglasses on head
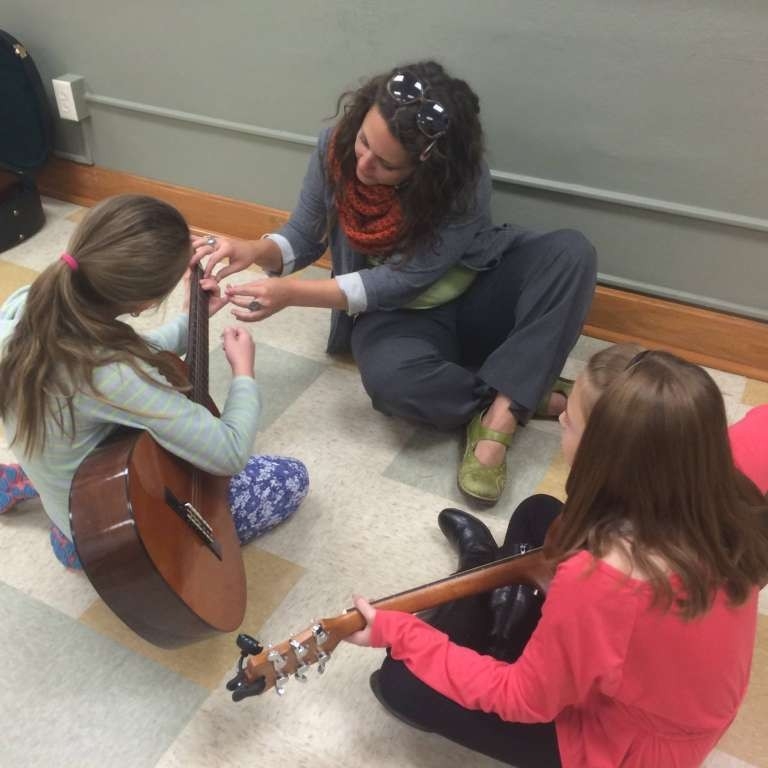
[625,349,652,369]
[387,71,449,159]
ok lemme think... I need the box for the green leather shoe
[457,411,514,504]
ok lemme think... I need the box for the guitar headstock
[227,614,353,701]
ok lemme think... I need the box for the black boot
[438,507,498,571]
[419,509,499,649]
[486,543,544,663]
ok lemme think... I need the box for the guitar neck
[320,548,550,653]
[375,547,549,608]
[239,546,555,695]
[186,267,209,404]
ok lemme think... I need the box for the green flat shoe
[457,411,514,504]
[533,376,574,420]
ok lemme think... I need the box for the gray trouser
[350,228,597,430]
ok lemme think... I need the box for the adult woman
[193,60,597,504]
[349,350,768,767]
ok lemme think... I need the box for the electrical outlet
[52,74,89,122]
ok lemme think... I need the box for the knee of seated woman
[549,228,597,274]
[365,369,474,427]
[359,355,439,402]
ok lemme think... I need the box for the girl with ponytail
[0,194,308,567]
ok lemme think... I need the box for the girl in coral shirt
[349,349,768,768]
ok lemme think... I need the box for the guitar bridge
[164,488,223,560]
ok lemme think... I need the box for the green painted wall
[5,0,767,318]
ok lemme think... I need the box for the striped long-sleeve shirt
[1,287,260,538]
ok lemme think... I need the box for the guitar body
[70,354,247,649]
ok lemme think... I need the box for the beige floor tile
[79,546,304,690]
[759,587,768,616]
[156,680,504,768]
[66,207,88,223]
[703,367,747,402]
[246,462,463,587]
[743,379,768,407]
[724,396,754,426]
[0,500,99,618]
[535,450,569,502]
[704,750,758,767]
[42,197,83,220]
[258,364,417,479]
[0,208,79,273]
[716,613,768,767]
[0,259,39,304]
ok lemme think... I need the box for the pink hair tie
[60,252,79,270]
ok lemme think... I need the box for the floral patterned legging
[46,455,309,569]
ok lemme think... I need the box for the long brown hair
[549,350,768,618]
[0,194,191,454]
[330,60,484,258]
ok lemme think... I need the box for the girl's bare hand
[221,326,255,378]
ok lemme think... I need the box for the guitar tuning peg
[289,638,309,660]
[274,672,289,696]
[294,663,310,682]
[312,623,329,646]
[267,648,287,671]
[316,649,330,675]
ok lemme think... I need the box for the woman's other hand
[221,326,255,378]
[225,278,295,321]
[345,596,378,647]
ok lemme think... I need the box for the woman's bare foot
[545,390,568,418]
[474,390,567,465]
[474,395,517,466]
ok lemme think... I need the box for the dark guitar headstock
[227,615,350,701]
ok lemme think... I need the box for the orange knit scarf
[328,133,404,256]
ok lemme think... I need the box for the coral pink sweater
[730,405,768,495]
[371,551,758,768]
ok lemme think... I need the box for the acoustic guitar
[226,545,554,700]
[69,267,247,649]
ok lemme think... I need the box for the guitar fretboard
[186,266,209,405]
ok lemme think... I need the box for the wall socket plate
[52,74,89,121]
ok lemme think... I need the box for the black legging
[375,494,564,767]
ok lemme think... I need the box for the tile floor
[0,199,765,768]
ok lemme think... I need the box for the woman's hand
[225,278,295,321]
[191,235,261,280]
[345,596,378,647]
[221,326,255,378]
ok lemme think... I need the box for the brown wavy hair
[329,60,484,258]
[548,350,768,618]
[0,194,191,454]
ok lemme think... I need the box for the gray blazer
[278,127,526,353]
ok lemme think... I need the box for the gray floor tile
[0,582,209,768]
[383,423,561,519]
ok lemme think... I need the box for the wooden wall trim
[37,157,290,238]
[584,289,767,381]
[36,157,768,382]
